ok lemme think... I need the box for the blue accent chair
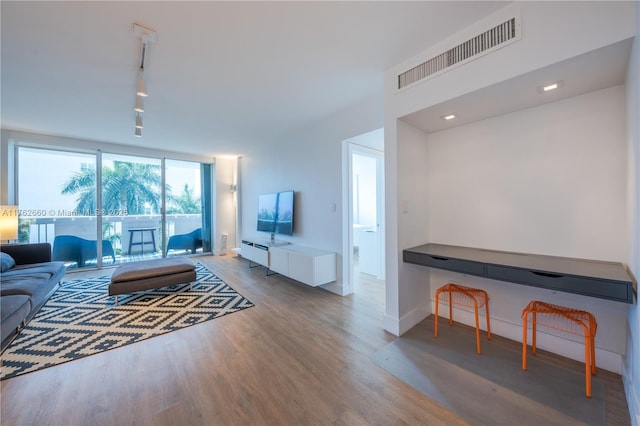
[52,235,116,267]
[166,228,203,255]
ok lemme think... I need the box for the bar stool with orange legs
[521,300,597,397]
[434,283,491,354]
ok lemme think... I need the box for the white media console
[240,239,336,287]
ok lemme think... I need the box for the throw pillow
[1,252,16,272]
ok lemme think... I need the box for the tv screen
[257,190,294,236]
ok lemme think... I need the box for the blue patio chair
[52,235,116,267]
[166,228,202,255]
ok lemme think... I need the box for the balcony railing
[21,214,203,268]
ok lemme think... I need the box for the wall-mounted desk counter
[403,243,636,304]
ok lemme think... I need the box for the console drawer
[486,264,630,302]
[403,251,485,276]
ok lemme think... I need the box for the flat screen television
[257,190,294,236]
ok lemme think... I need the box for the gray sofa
[0,243,66,351]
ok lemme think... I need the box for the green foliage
[166,183,201,214]
[18,220,30,243]
[61,161,166,215]
[61,161,201,217]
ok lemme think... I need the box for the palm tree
[167,183,201,214]
[61,161,165,214]
[60,165,96,213]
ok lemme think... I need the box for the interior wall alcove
[403,82,629,369]
[389,38,635,374]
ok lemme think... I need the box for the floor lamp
[0,205,19,244]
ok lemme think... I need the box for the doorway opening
[342,128,385,298]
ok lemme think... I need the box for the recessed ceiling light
[442,114,456,120]
[538,80,563,93]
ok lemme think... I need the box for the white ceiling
[401,38,633,134]
[1,1,506,157]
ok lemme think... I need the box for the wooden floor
[0,255,630,425]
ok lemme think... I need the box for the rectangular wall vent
[397,17,520,90]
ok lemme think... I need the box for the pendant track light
[137,74,147,97]
[134,96,144,113]
[132,23,156,138]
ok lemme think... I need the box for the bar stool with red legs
[434,282,491,354]
[521,300,598,397]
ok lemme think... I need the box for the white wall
[426,86,627,261]
[0,130,11,205]
[387,120,431,334]
[624,1,640,423]
[214,157,238,255]
[240,93,383,295]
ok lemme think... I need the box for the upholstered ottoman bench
[109,257,196,305]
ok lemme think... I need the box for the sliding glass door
[16,147,213,269]
[102,154,162,264]
[165,159,207,257]
[17,147,104,267]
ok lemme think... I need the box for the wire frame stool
[434,283,491,354]
[521,300,597,397]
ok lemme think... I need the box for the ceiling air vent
[398,16,520,90]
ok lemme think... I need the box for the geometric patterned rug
[0,263,253,380]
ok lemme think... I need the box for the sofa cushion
[2,262,66,278]
[0,243,52,265]
[1,295,31,343]
[0,243,65,352]
[1,252,15,272]
[0,273,59,304]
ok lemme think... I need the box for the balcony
[21,213,205,269]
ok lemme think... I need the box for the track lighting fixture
[132,23,156,138]
[134,96,144,112]
[136,74,147,97]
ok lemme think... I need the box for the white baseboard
[399,303,430,335]
[384,302,623,373]
[321,280,346,296]
[383,314,400,336]
[383,304,430,337]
